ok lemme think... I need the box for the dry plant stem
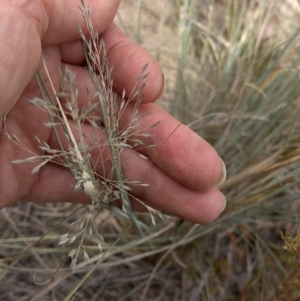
[42,58,81,162]
[1,209,48,272]
[140,222,199,300]
[41,58,100,202]
[0,220,220,275]
[78,1,148,235]
[0,205,84,282]
[34,71,74,176]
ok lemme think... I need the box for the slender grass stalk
[136,0,144,43]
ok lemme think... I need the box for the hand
[0,0,226,224]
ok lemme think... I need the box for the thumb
[0,0,120,127]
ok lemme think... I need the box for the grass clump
[1,0,300,300]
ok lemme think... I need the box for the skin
[0,0,226,224]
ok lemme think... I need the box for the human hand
[0,0,226,224]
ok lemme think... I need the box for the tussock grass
[1,0,300,300]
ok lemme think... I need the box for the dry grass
[1,0,300,300]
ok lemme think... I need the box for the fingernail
[154,73,166,102]
[221,193,227,212]
[217,157,226,186]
